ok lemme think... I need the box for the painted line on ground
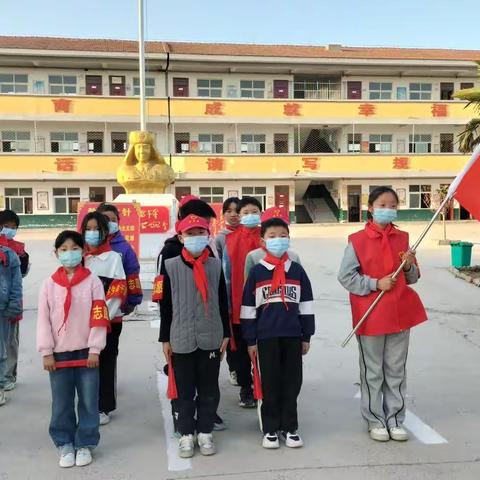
[156,371,192,472]
[354,391,447,444]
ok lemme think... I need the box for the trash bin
[450,241,473,268]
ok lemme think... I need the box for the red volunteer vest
[349,222,427,336]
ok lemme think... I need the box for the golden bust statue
[117,131,175,194]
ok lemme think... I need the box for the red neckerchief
[263,250,289,309]
[84,241,111,257]
[6,239,25,256]
[365,220,396,274]
[51,265,91,333]
[226,224,238,232]
[181,248,210,310]
[0,235,8,265]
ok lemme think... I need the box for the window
[111,132,127,153]
[89,187,106,203]
[198,134,224,154]
[199,187,224,204]
[369,134,392,153]
[369,82,392,100]
[440,82,454,101]
[460,82,474,90]
[197,79,222,97]
[87,131,103,153]
[274,133,289,153]
[409,185,431,209]
[48,75,77,95]
[112,186,125,200]
[0,131,31,152]
[347,134,362,153]
[440,133,454,153]
[53,188,80,214]
[409,83,432,100]
[133,77,155,96]
[50,132,79,153]
[241,186,267,209]
[396,87,407,100]
[240,80,265,98]
[0,73,28,93]
[4,188,33,214]
[409,134,432,153]
[241,134,266,153]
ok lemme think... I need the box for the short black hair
[0,209,20,228]
[97,203,120,222]
[54,230,84,250]
[179,199,216,220]
[222,197,240,214]
[80,211,110,245]
[261,218,290,237]
[367,187,399,220]
[238,196,262,213]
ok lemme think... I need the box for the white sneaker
[197,432,216,456]
[229,371,239,386]
[0,390,5,406]
[4,382,15,392]
[262,433,280,449]
[178,434,195,458]
[59,444,75,468]
[389,426,409,441]
[99,412,110,425]
[369,427,390,442]
[281,431,304,448]
[75,448,92,467]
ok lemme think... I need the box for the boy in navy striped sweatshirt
[240,211,315,450]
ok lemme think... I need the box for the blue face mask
[85,230,101,247]
[1,227,17,240]
[183,235,209,255]
[372,208,398,225]
[58,250,83,268]
[265,237,290,258]
[108,222,119,235]
[240,214,261,228]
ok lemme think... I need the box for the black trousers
[99,322,122,414]
[232,324,252,390]
[172,348,220,435]
[257,337,303,434]
[226,342,237,373]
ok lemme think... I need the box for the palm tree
[453,87,480,153]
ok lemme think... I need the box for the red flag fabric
[448,145,480,220]
[167,360,178,400]
[252,355,263,400]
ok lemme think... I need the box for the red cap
[176,214,210,234]
[179,195,200,208]
[261,207,289,224]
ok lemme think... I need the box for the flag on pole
[447,145,480,220]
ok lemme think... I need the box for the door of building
[347,81,362,100]
[109,75,126,96]
[347,185,361,222]
[86,75,103,95]
[273,80,289,99]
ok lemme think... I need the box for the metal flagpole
[138,0,146,131]
[341,194,451,348]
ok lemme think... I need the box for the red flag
[448,145,480,220]
[252,355,263,400]
[167,360,178,400]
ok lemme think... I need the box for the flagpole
[138,0,146,131]
[341,194,451,348]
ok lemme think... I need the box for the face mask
[372,208,397,225]
[265,237,290,258]
[183,235,209,255]
[58,250,83,268]
[240,214,261,228]
[108,222,119,235]
[1,227,17,240]
[85,230,101,247]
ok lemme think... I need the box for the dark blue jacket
[0,247,23,318]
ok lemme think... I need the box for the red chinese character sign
[56,157,76,172]
[209,203,224,237]
[140,206,170,234]
[76,202,140,256]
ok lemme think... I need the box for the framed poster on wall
[37,191,49,211]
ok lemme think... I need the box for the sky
[0,0,479,50]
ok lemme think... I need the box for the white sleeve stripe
[240,305,257,319]
[299,301,314,315]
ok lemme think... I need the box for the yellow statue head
[124,130,165,166]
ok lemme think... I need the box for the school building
[0,36,479,227]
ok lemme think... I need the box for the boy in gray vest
[159,214,229,458]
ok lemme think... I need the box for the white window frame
[0,73,28,93]
[53,187,81,214]
[241,186,267,209]
[409,134,432,153]
[50,132,80,153]
[240,80,265,98]
[347,133,362,153]
[198,134,224,154]
[409,184,431,209]
[0,130,31,152]
[4,187,33,214]
[199,186,224,204]
[369,82,392,100]
[48,75,77,95]
[369,134,392,153]
[409,83,432,100]
[241,134,266,153]
[133,77,155,97]
[197,79,223,98]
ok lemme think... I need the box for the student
[215,197,240,262]
[0,231,22,407]
[159,214,229,458]
[97,203,143,316]
[241,212,315,449]
[223,196,262,408]
[244,207,301,278]
[0,209,30,392]
[36,230,109,468]
[80,212,127,426]
[337,186,427,442]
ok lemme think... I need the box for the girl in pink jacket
[37,230,109,469]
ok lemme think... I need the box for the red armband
[126,274,142,295]
[152,275,164,302]
[90,300,111,331]
[106,279,128,303]
[55,359,88,369]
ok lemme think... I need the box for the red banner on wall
[140,206,170,234]
[209,203,224,237]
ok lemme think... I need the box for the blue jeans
[49,349,100,449]
[0,311,11,390]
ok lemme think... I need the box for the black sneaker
[213,413,226,431]
[238,387,256,408]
